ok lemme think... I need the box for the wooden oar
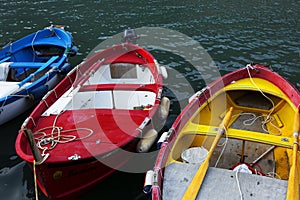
[286,110,299,200]
[23,128,43,163]
[182,107,234,200]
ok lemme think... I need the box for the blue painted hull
[0,25,77,125]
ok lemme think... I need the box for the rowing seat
[9,62,58,68]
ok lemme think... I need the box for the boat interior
[0,45,63,82]
[163,80,299,199]
[42,62,157,116]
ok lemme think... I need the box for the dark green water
[0,0,299,199]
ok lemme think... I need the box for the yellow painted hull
[151,64,300,200]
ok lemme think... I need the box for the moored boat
[15,29,169,199]
[0,25,77,125]
[146,64,300,200]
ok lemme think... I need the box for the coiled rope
[33,111,94,163]
[32,112,93,199]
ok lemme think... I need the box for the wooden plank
[197,167,287,200]
[163,163,288,200]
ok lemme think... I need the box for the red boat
[15,31,169,199]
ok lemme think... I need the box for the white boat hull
[0,74,62,125]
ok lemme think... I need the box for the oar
[23,128,43,163]
[18,55,59,88]
[182,107,234,200]
[286,110,299,200]
[0,56,10,64]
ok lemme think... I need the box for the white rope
[42,99,49,108]
[215,124,228,167]
[28,116,37,127]
[33,160,39,200]
[33,111,93,163]
[35,126,93,158]
[232,112,282,135]
[245,65,275,123]
[266,171,282,179]
[235,170,243,200]
[31,30,40,62]
[225,64,283,135]
[53,88,58,98]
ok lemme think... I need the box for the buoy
[60,63,72,74]
[69,45,78,57]
[159,96,170,120]
[160,66,168,79]
[157,131,169,149]
[143,170,154,194]
[137,129,158,153]
[28,85,48,100]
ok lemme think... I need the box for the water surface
[0,0,299,199]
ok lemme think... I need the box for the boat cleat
[68,154,81,160]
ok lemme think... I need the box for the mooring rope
[33,160,39,200]
[242,65,282,135]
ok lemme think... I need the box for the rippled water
[0,0,299,199]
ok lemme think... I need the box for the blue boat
[0,25,77,125]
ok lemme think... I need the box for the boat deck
[31,109,149,162]
[163,162,287,200]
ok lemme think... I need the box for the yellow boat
[147,64,300,200]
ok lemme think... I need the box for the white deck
[43,87,156,116]
[42,63,157,116]
[71,90,156,110]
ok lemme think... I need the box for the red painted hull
[15,42,164,199]
[151,64,300,200]
[31,142,137,199]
